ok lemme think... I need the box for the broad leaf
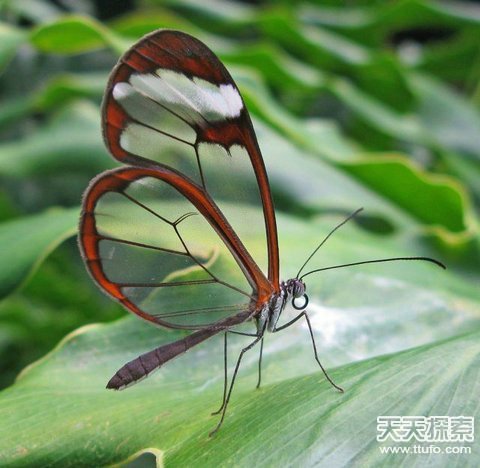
[0,207,78,299]
[31,15,128,55]
[0,102,111,177]
[0,211,478,466]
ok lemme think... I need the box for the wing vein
[173,223,252,298]
[98,235,189,256]
[154,303,250,319]
[128,116,194,147]
[119,279,217,288]
[120,192,173,225]
[194,144,207,190]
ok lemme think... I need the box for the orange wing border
[79,165,274,329]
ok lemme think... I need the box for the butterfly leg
[211,328,263,416]
[229,329,265,390]
[211,332,228,416]
[256,337,264,389]
[273,311,343,393]
[209,326,266,437]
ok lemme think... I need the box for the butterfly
[78,29,444,435]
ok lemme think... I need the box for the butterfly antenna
[300,256,446,280]
[296,208,364,278]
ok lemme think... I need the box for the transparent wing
[79,166,273,330]
[102,29,279,286]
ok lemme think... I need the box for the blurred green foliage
[0,0,479,466]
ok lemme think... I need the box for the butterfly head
[265,278,308,333]
[285,278,308,310]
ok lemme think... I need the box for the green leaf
[339,156,469,235]
[0,211,478,466]
[409,73,480,161]
[301,1,480,45]
[0,207,79,299]
[238,77,473,246]
[442,150,480,202]
[4,327,479,467]
[422,0,480,26]
[353,53,415,113]
[259,10,370,69]
[0,95,35,130]
[0,245,122,389]
[417,29,480,85]
[170,330,480,467]
[3,0,64,24]
[30,15,128,55]
[328,78,425,143]
[0,73,106,130]
[109,9,199,38]
[0,22,27,71]
[221,42,323,94]
[234,70,359,162]
[0,101,112,177]
[33,73,107,110]
[162,0,255,32]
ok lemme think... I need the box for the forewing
[102,30,279,286]
[79,166,272,330]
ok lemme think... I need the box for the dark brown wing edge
[79,165,274,329]
[102,29,280,287]
[107,309,251,390]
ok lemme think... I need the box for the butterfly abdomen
[107,327,222,390]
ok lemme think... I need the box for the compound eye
[292,293,309,310]
[293,281,305,298]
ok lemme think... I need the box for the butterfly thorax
[257,278,307,333]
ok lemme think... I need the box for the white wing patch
[112,69,245,171]
[117,69,243,125]
[219,83,243,119]
[112,82,197,143]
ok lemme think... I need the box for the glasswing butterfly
[78,30,444,435]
